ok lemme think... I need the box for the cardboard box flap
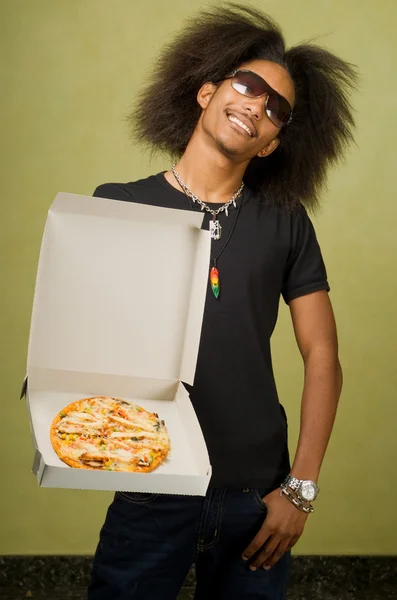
[28,192,210,388]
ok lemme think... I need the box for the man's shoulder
[249,191,306,226]
[93,173,162,203]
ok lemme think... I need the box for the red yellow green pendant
[210,266,220,299]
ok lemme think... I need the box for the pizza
[50,396,170,472]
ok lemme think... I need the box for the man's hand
[242,488,308,570]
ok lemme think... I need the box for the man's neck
[164,137,248,204]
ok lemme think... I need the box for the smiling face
[195,59,295,163]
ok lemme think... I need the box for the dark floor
[2,585,397,600]
[1,556,396,599]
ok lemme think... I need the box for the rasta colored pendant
[208,199,244,300]
[210,265,220,299]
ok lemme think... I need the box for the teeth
[228,115,252,136]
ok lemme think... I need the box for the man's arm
[289,289,343,481]
[242,290,342,570]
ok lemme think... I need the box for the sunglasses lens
[232,71,266,98]
[232,70,291,128]
[266,95,291,127]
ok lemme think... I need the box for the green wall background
[1,0,396,555]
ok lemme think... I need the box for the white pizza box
[25,192,212,496]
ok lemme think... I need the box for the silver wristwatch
[282,475,319,502]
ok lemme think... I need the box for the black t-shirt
[94,173,330,489]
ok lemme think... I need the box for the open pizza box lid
[25,192,212,495]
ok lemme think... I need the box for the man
[88,5,357,599]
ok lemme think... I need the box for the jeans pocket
[116,490,159,504]
[251,488,269,512]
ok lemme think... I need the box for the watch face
[300,481,317,501]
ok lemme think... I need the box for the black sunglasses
[227,69,293,128]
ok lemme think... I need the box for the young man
[88,5,357,600]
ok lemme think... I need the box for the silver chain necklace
[171,163,244,241]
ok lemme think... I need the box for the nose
[242,93,269,120]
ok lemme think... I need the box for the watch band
[280,487,314,513]
[283,475,301,492]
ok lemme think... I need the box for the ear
[257,137,280,158]
[197,82,218,110]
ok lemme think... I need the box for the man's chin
[216,139,246,159]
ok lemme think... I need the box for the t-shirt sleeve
[281,207,330,304]
[92,182,135,202]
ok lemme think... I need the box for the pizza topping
[80,452,132,462]
[108,415,135,427]
[59,416,105,428]
[110,439,164,452]
[70,411,98,421]
[57,422,98,433]
[110,431,158,439]
[110,414,158,429]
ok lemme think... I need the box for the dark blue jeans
[88,487,291,600]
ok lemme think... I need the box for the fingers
[244,533,301,571]
[289,535,300,550]
[249,536,281,571]
[242,524,272,564]
[260,539,291,570]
